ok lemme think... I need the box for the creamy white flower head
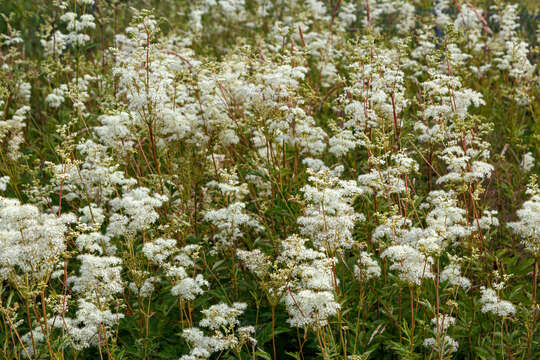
[17,81,32,102]
[441,262,471,290]
[206,168,249,200]
[354,251,381,281]
[302,158,328,172]
[479,287,516,317]
[275,233,341,329]
[200,302,246,331]
[0,105,30,160]
[431,314,456,333]
[358,152,417,196]
[0,196,74,282]
[143,238,177,264]
[283,289,340,329]
[423,335,459,354]
[437,145,493,184]
[298,168,365,250]
[180,301,254,359]
[79,204,105,226]
[129,276,160,298]
[67,298,124,350]
[381,244,434,285]
[0,176,9,191]
[75,232,115,255]
[95,112,134,152]
[204,201,262,246]
[143,239,207,300]
[508,180,540,256]
[171,274,209,300]
[109,187,167,235]
[521,152,535,172]
[329,129,357,157]
[237,249,271,278]
[278,234,325,264]
[70,254,124,298]
[22,297,125,353]
[45,85,67,108]
[422,190,472,245]
[372,213,413,243]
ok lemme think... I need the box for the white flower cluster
[415,72,486,144]
[492,5,536,105]
[521,152,535,172]
[437,143,494,185]
[70,254,124,299]
[180,302,255,360]
[354,251,381,281]
[479,287,516,318]
[508,180,540,256]
[363,0,417,35]
[333,47,409,151]
[358,152,419,196]
[61,249,125,350]
[204,202,262,247]
[143,239,208,301]
[423,335,459,355]
[112,15,197,148]
[108,187,167,236]
[60,12,95,46]
[45,85,68,108]
[21,297,124,354]
[375,187,497,285]
[440,261,471,290]
[0,196,74,282]
[279,235,340,329]
[381,244,433,286]
[423,313,459,354]
[236,249,271,278]
[0,176,9,192]
[49,140,137,203]
[41,9,96,56]
[298,168,365,251]
[0,103,30,160]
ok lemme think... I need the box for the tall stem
[316,328,327,360]
[409,286,416,356]
[526,258,538,358]
[271,305,277,360]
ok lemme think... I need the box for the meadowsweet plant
[0,0,538,359]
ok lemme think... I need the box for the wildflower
[441,262,471,290]
[298,168,364,251]
[423,335,459,354]
[521,152,535,172]
[171,275,208,300]
[108,187,167,235]
[204,202,262,247]
[508,178,540,256]
[354,251,381,281]
[143,238,177,264]
[0,196,74,282]
[180,302,255,359]
[381,245,434,286]
[479,287,516,317]
[236,249,271,278]
[0,176,9,191]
